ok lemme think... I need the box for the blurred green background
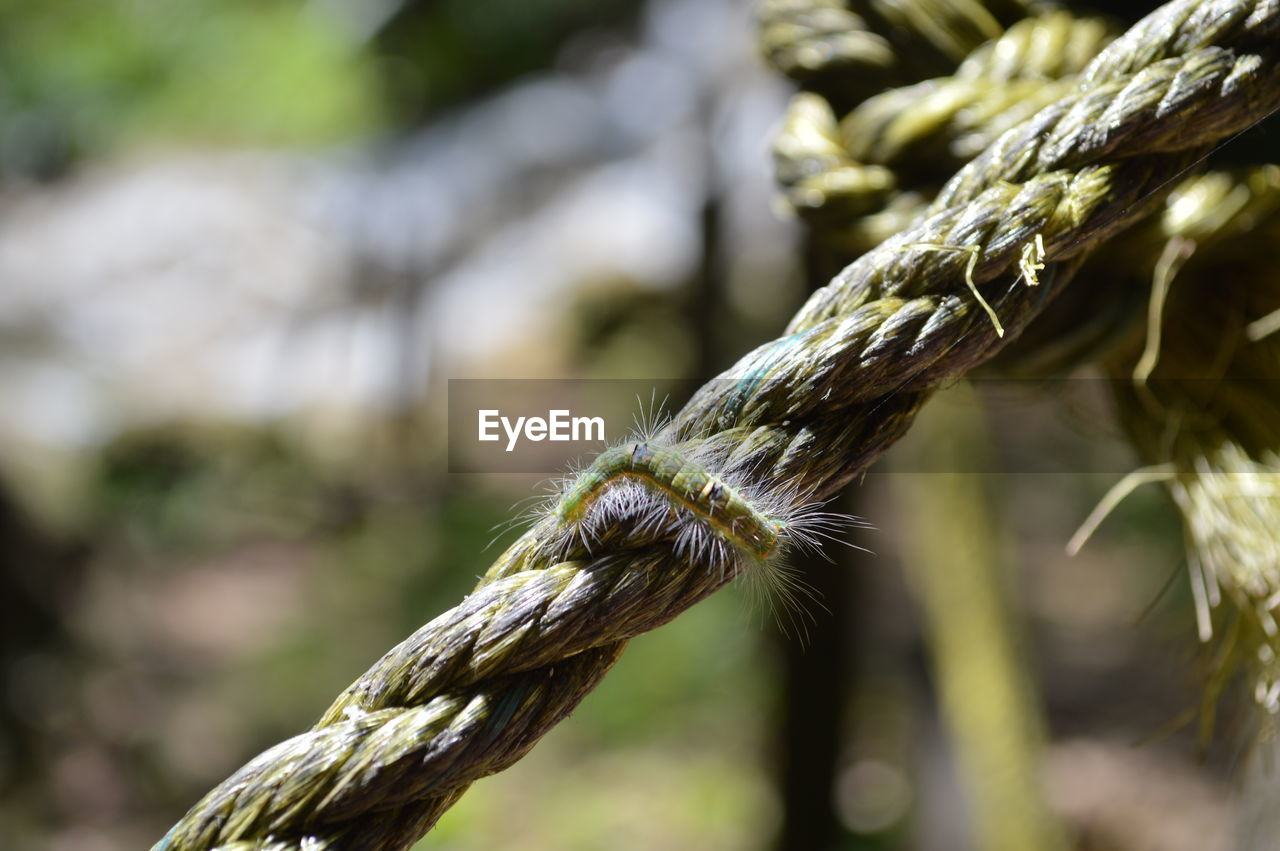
[0,1,1242,849]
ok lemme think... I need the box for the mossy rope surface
[158,1,1280,847]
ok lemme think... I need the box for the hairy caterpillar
[555,441,784,559]
[544,433,862,635]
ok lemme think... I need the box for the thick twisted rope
[771,0,1280,249]
[771,9,1118,252]
[158,1,1280,847]
[758,0,1035,107]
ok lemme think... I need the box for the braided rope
[771,0,1280,249]
[758,0,1035,106]
[158,1,1280,847]
[772,9,1117,249]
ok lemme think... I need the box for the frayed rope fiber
[157,1,1280,848]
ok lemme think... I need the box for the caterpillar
[547,436,863,636]
[555,441,784,560]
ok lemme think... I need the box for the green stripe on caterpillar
[555,441,785,560]
[549,437,864,635]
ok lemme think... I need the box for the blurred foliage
[0,0,658,180]
[86,427,338,556]
[374,0,643,119]
[0,0,385,176]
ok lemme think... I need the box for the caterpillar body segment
[555,442,785,560]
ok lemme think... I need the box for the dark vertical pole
[774,236,856,851]
[0,485,83,798]
[688,92,858,851]
[688,88,724,384]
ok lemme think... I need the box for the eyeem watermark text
[478,409,606,452]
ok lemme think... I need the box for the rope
[1102,166,1280,733]
[157,1,1280,847]
[772,10,1118,250]
[758,0,1035,107]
